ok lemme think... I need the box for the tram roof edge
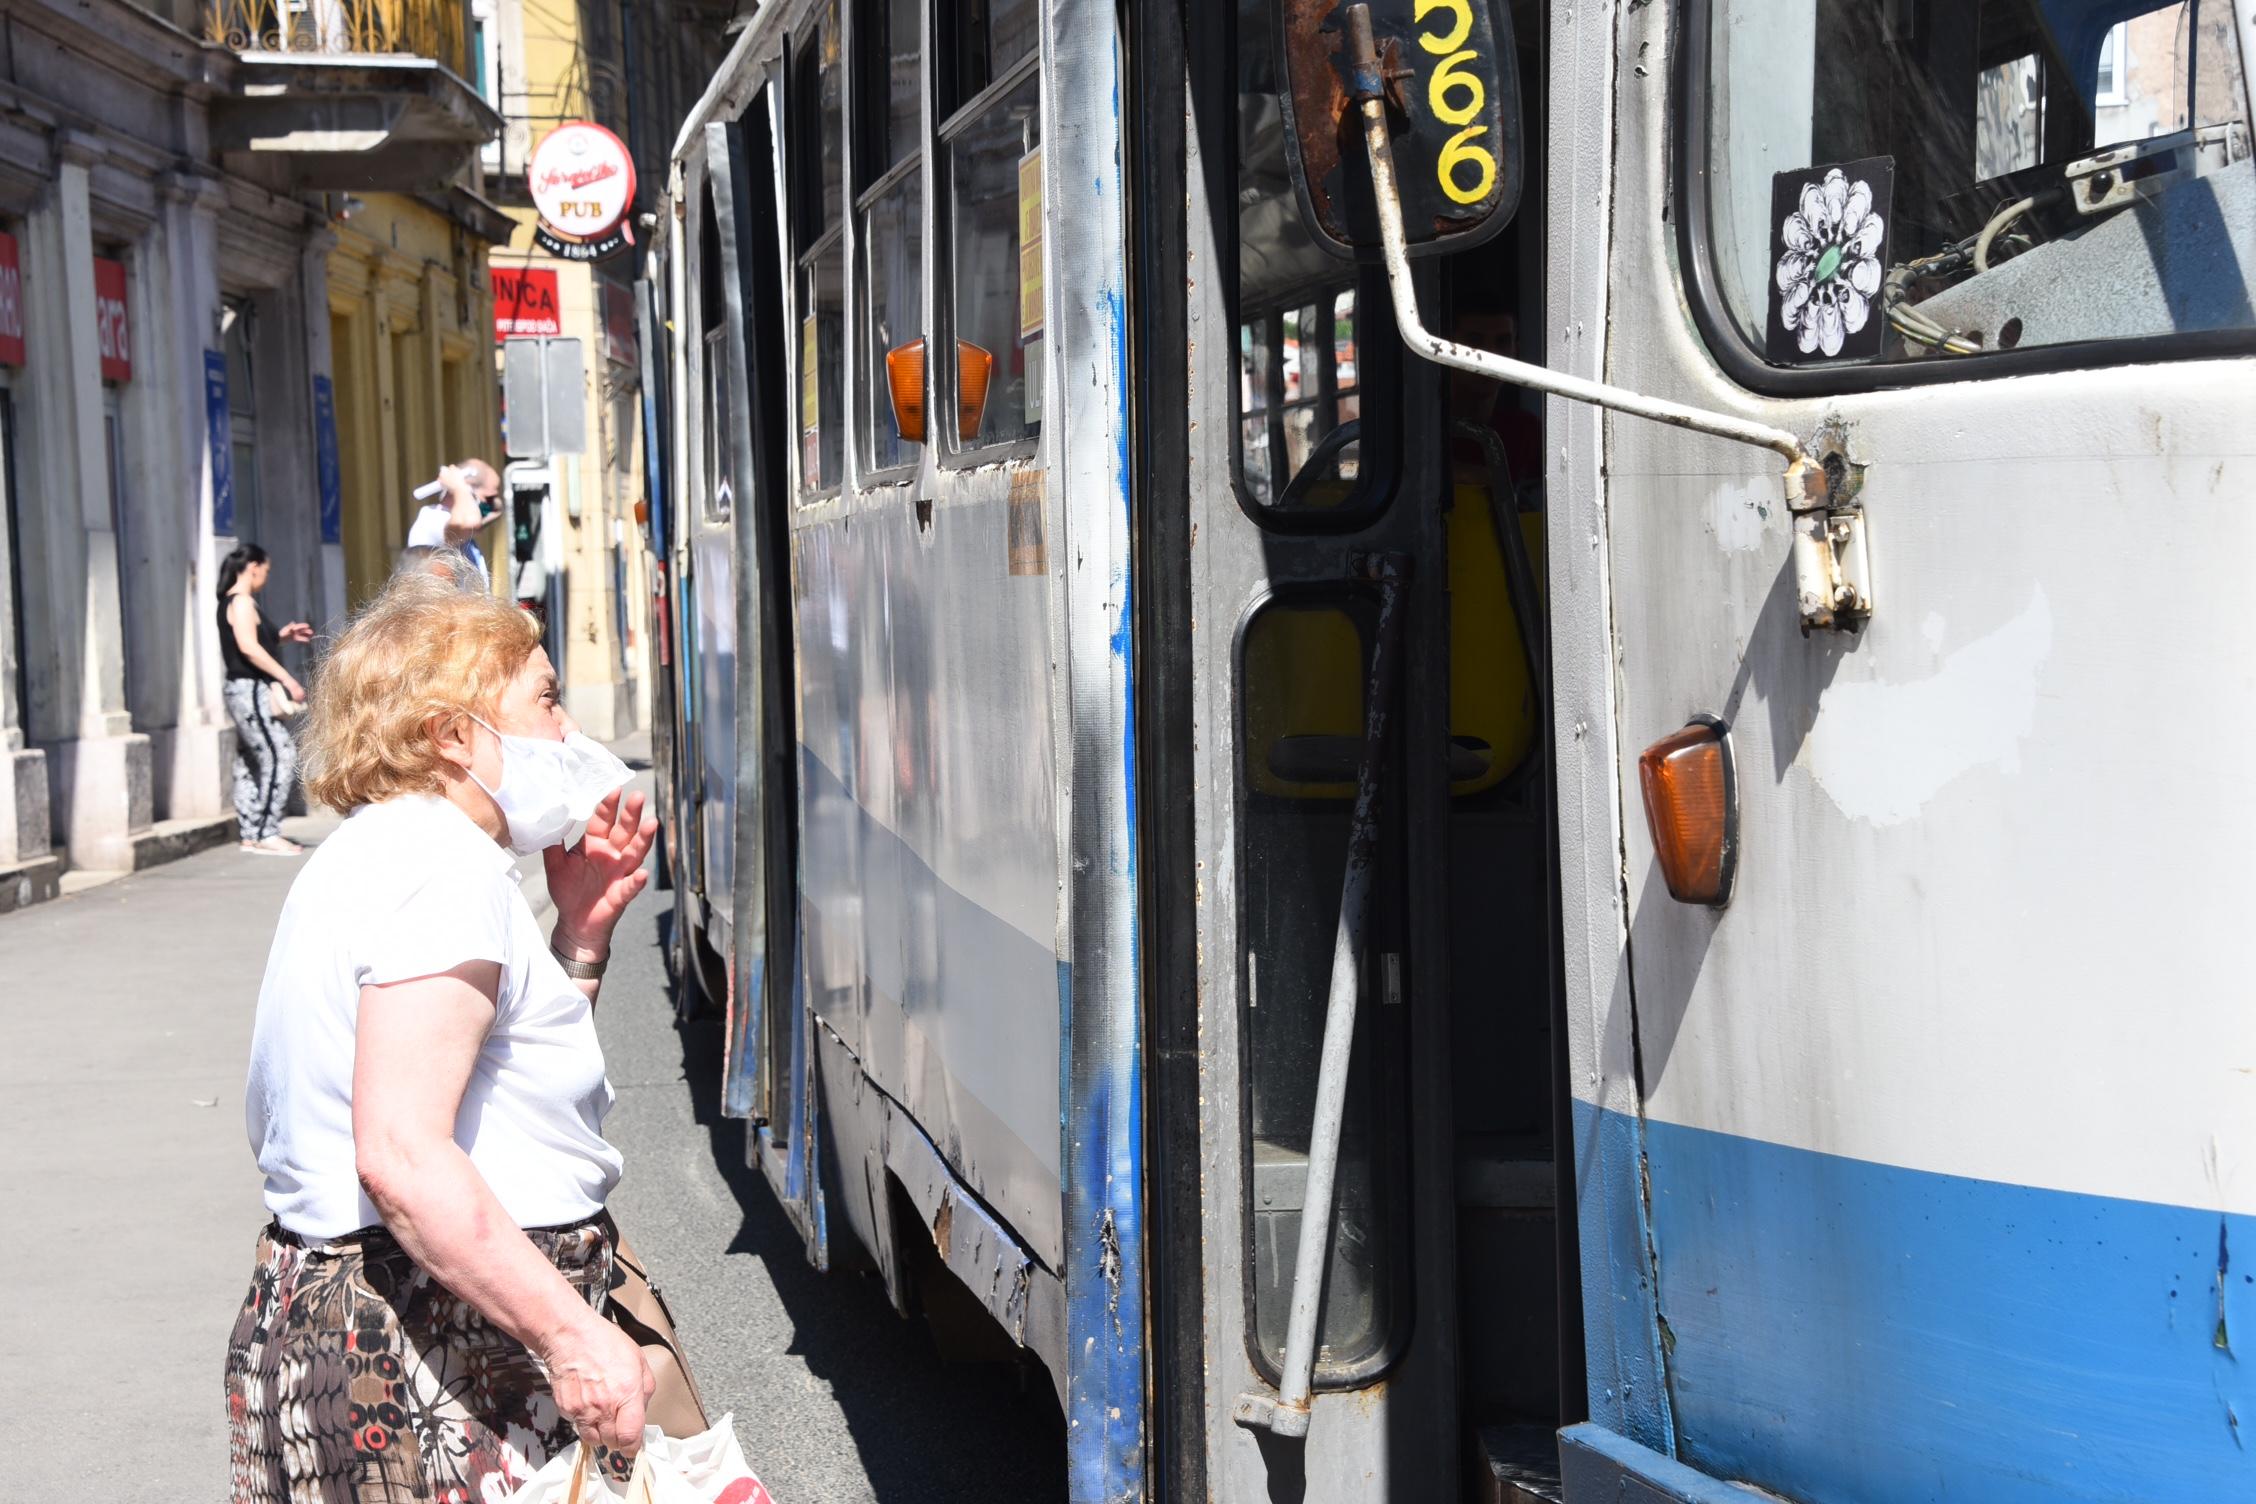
[670,8,779,169]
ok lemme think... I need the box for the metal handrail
[204,0,470,75]
[1233,552,1410,1440]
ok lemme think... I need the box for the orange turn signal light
[883,338,994,445]
[885,339,929,443]
[955,339,993,442]
[1637,717,1737,907]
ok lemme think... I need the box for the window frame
[934,46,1044,467]
[1229,581,1419,1392]
[788,18,848,500]
[1234,286,1370,517]
[849,0,928,484]
[1672,0,2256,397]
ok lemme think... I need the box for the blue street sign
[313,375,341,545]
[204,350,232,536]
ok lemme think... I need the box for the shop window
[223,299,261,544]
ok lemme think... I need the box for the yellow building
[328,191,515,607]
[483,0,720,737]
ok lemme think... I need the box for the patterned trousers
[225,1219,622,1504]
[223,677,297,842]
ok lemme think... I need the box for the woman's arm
[228,597,305,701]
[353,960,652,1451]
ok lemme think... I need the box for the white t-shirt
[406,502,491,583]
[244,793,621,1238]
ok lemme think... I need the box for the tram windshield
[1702,0,2256,367]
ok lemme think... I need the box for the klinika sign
[529,123,636,264]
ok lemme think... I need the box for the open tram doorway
[1149,1,1583,1498]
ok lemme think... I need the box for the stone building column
[153,169,232,823]
[19,130,151,871]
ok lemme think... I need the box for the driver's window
[1704,0,2254,369]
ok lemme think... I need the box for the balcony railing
[204,0,469,76]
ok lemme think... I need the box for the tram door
[704,101,804,1153]
[1177,3,1568,1498]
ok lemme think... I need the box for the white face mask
[465,715,633,854]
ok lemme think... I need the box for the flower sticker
[1766,157,1894,364]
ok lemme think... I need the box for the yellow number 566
[1413,0,1499,206]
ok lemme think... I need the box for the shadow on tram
[652,908,1069,1504]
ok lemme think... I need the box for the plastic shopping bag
[504,1415,775,1504]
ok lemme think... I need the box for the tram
[637,0,2256,1499]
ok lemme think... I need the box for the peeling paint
[1706,476,1773,553]
[1098,1207,1123,1324]
[1806,587,2053,826]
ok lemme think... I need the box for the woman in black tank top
[218,544,314,855]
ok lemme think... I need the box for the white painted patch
[1806,588,2053,826]
[1707,476,1772,553]
[1919,611,1946,652]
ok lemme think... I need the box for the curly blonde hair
[300,566,540,814]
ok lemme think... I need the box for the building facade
[0,0,498,905]
[482,0,733,739]
[328,190,513,608]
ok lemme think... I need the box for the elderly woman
[226,563,659,1501]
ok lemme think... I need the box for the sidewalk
[0,727,630,1494]
[0,804,341,1497]
[0,729,1065,1502]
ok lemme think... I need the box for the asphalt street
[0,738,1064,1502]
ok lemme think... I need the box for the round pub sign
[529,123,636,255]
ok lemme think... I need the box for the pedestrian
[394,542,483,587]
[225,566,663,1501]
[406,458,503,585]
[217,543,313,856]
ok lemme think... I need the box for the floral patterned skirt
[225,1217,613,1504]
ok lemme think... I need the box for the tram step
[1477,1424,1566,1504]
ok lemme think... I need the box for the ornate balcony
[203,0,500,191]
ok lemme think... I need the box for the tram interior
[1230,4,1576,1494]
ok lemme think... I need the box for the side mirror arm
[1339,3,1873,631]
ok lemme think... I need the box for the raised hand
[544,787,659,959]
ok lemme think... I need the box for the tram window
[792,10,848,493]
[704,327,734,518]
[941,0,1037,114]
[699,189,733,520]
[1234,0,1388,522]
[1698,0,2256,373]
[856,0,924,474]
[1237,597,1411,1382]
[943,65,1041,450]
[799,253,846,491]
[791,4,845,253]
[855,0,920,188]
[1237,293,1361,507]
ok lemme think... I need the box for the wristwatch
[550,938,608,980]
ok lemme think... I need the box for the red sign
[494,265,562,339]
[0,233,22,367]
[94,256,129,382]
